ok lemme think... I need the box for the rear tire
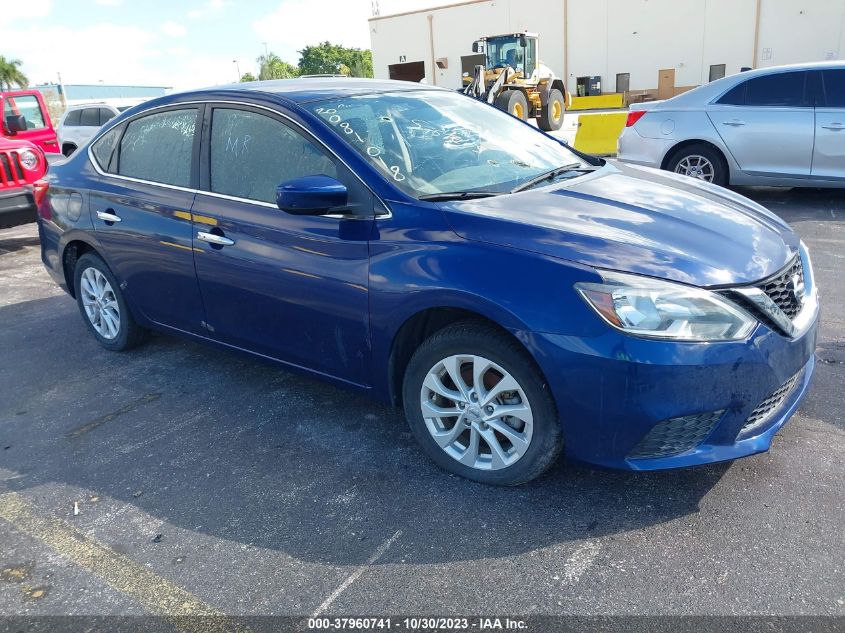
[402,321,562,486]
[665,143,728,186]
[73,252,147,351]
[495,90,529,121]
[537,88,565,131]
[62,144,77,157]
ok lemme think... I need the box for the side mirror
[519,34,527,48]
[5,115,26,134]
[471,41,481,54]
[276,175,347,215]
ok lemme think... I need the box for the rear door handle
[722,119,746,127]
[196,231,234,246]
[96,210,121,223]
[821,123,845,130]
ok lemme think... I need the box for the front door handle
[821,123,845,130]
[722,119,746,127]
[96,210,121,223]
[196,231,234,246]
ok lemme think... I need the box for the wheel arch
[61,142,78,157]
[385,305,545,408]
[661,138,730,177]
[61,238,100,298]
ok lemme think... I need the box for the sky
[0,0,441,90]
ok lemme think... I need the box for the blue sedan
[36,79,819,485]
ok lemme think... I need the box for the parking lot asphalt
[0,187,843,622]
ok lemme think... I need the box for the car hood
[439,161,798,287]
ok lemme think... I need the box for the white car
[618,61,845,188]
[58,104,125,157]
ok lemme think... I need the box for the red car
[0,136,48,229]
[1,90,60,155]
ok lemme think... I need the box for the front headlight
[18,149,39,171]
[575,271,756,341]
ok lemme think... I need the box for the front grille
[628,410,724,459]
[740,370,802,436]
[0,150,24,188]
[723,256,807,335]
[758,256,804,319]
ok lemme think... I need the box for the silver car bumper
[617,128,674,168]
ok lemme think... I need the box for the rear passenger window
[64,110,81,126]
[209,108,337,204]
[822,70,845,107]
[118,109,197,187]
[745,72,807,107]
[91,127,121,173]
[80,108,100,126]
[98,108,115,126]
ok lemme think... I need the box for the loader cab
[473,33,538,78]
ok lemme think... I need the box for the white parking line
[311,529,403,617]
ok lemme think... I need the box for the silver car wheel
[674,155,715,182]
[80,267,120,340]
[419,354,534,471]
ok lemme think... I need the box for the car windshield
[305,90,589,198]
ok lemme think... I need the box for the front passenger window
[209,108,338,204]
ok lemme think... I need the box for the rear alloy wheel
[538,88,565,131]
[495,89,529,121]
[74,252,147,351]
[403,322,562,485]
[666,144,727,186]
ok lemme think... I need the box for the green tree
[298,42,373,77]
[0,56,28,91]
[257,53,299,80]
[239,71,257,82]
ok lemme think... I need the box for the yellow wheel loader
[462,32,569,131]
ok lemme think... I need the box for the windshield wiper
[418,191,503,202]
[510,162,589,193]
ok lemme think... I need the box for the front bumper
[524,311,818,470]
[0,188,36,230]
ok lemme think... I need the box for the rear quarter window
[64,110,82,126]
[91,126,121,173]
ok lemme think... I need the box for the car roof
[647,60,845,110]
[171,77,445,105]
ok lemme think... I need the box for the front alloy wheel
[420,354,534,470]
[403,321,562,485]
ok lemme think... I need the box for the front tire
[665,143,728,186]
[537,88,565,131]
[494,89,529,121]
[74,252,147,351]
[402,322,562,485]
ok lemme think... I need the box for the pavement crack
[66,393,161,438]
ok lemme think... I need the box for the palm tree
[0,56,28,91]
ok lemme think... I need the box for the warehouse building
[369,0,845,99]
[32,84,172,110]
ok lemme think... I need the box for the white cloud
[0,0,50,24]
[252,0,372,62]
[186,0,228,20]
[161,20,187,37]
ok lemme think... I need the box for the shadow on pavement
[0,294,731,567]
